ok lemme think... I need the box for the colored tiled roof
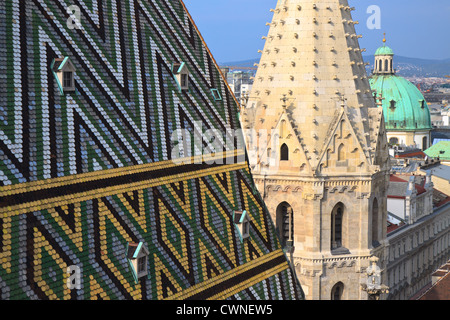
[0,0,303,300]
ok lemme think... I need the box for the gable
[316,107,371,175]
[256,110,312,174]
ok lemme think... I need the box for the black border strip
[0,156,238,208]
[185,254,287,300]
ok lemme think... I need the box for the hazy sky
[183,0,450,63]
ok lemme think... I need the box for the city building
[417,259,450,300]
[384,157,450,300]
[369,38,433,151]
[241,0,391,300]
[387,174,433,225]
[224,70,254,103]
[0,0,303,300]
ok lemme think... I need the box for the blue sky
[183,0,450,63]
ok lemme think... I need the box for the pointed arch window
[280,119,286,138]
[276,202,294,249]
[372,198,380,247]
[331,282,344,300]
[331,204,343,250]
[337,143,345,161]
[330,203,350,255]
[280,143,289,161]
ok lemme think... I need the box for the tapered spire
[242,0,388,175]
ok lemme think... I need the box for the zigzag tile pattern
[0,0,303,299]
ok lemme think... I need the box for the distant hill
[220,56,450,78]
[363,55,450,78]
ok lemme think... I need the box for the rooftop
[421,162,450,181]
[387,174,427,199]
[425,141,450,161]
[417,260,450,300]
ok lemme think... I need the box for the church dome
[369,38,432,132]
[370,75,432,131]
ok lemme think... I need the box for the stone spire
[242,0,389,176]
[241,0,391,300]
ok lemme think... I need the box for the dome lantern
[373,34,394,75]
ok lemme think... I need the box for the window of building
[172,62,190,91]
[276,202,294,249]
[389,137,399,145]
[280,143,289,161]
[331,203,350,255]
[420,100,425,108]
[337,143,345,161]
[372,198,380,247]
[181,74,188,88]
[211,88,222,101]
[331,204,343,250]
[233,210,251,241]
[137,256,146,274]
[331,282,344,300]
[422,137,428,151]
[390,100,396,109]
[63,71,73,88]
[51,57,76,94]
[126,242,149,283]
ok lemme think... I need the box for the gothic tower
[241,0,391,300]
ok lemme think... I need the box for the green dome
[375,45,394,56]
[369,75,432,131]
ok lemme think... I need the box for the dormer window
[63,71,73,88]
[126,242,149,282]
[172,62,189,91]
[420,100,425,108]
[233,210,250,241]
[51,57,76,94]
[390,100,396,109]
[211,88,222,101]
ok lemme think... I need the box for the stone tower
[241,0,391,300]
